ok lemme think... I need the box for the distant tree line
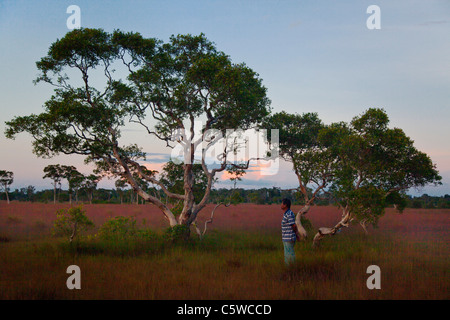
[1,184,449,209]
[210,188,450,209]
[0,186,143,204]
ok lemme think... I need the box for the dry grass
[0,201,448,299]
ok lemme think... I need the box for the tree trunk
[178,163,196,229]
[5,189,10,204]
[360,219,369,235]
[295,205,310,240]
[53,183,56,204]
[69,221,78,243]
[193,202,230,239]
[134,186,178,227]
[111,145,179,227]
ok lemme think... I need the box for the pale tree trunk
[192,169,243,240]
[134,182,179,227]
[180,163,194,218]
[69,221,78,243]
[176,137,201,234]
[313,207,352,247]
[109,139,220,234]
[295,205,310,240]
[57,183,61,202]
[292,168,329,241]
[133,185,178,227]
[53,182,57,204]
[312,176,364,246]
[4,183,10,204]
[360,219,369,235]
[104,135,181,228]
[193,202,231,239]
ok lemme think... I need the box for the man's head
[281,198,291,211]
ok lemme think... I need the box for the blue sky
[0,0,449,195]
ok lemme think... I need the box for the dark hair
[281,198,291,209]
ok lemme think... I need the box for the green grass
[0,229,448,299]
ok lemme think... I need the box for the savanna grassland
[0,202,448,300]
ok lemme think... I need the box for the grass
[1,202,448,299]
[0,229,448,300]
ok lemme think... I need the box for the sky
[0,0,449,196]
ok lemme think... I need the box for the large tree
[0,171,14,204]
[263,112,335,239]
[5,28,271,235]
[312,108,442,245]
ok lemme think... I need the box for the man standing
[281,198,300,265]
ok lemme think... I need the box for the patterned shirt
[281,209,296,242]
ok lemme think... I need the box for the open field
[0,201,449,299]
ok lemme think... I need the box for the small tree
[62,166,84,204]
[26,185,35,202]
[52,205,94,242]
[0,171,14,204]
[115,179,127,204]
[43,164,66,204]
[313,108,442,246]
[82,174,100,204]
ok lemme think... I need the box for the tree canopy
[5,28,271,231]
[312,108,442,244]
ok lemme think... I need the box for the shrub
[6,215,22,224]
[164,224,190,242]
[97,216,139,241]
[52,205,94,242]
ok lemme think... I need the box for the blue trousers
[283,241,296,265]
